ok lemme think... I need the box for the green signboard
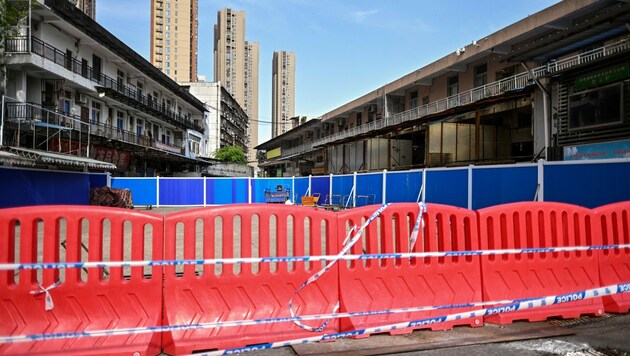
[575,63,629,91]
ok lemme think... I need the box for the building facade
[2,0,207,176]
[213,8,259,166]
[272,51,295,138]
[182,81,249,158]
[72,0,95,19]
[150,0,198,83]
[257,0,630,177]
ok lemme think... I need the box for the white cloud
[352,9,379,22]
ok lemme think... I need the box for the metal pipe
[0,95,5,147]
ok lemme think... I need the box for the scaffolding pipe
[0,96,5,147]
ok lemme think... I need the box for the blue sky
[96,0,560,143]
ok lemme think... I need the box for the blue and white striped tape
[2,243,628,271]
[201,281,630,355]
[1,281,627,347]
[289,203,390,332]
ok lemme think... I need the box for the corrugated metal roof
[7,147,116,170]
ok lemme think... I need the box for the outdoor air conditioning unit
[323,123,330,130]
[77,94,88,105]
[368,104,377,113]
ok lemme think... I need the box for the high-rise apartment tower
[150,0,198,83]
[272,51,295,137]
[214,9,259,165]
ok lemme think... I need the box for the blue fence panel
[206,178,249,204]
[251,177,294,203]
[293,177,309,203]
[385,170,422,203]
[158,178,204,206]
[310,176,330,203]
[425,168,468,208]
[111,178,157,206]
[544,161,630,208]
[0,167,90,208]
[356,172,383,206]
[88,173,109,189]
[331,174,353,207]
[472,165,538,210]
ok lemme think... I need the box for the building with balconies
[1,0,208,176]
[181,81,249,158]
[257,0,630,177]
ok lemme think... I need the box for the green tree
[214,146,247,164]
[0,0,29,97]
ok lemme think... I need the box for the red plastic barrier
[337,203,483,335]
[594,201,630,313]
[478,202,604,324]
[0,206,163,356]
[162,204,339,354]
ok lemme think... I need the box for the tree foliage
[214,146,247,164]
[0,0,28,53]
[1,0,29,96]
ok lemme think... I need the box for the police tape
[289,203,390,332]
[199,281,630,355]
[1,281,628,345]
[1,243,629,271]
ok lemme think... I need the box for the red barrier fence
[0,202,628,354]
[0,206,163,356]
[161,204,339,355]
[337,203,483,335]
[595,201,630,313]
[477,202,604,324]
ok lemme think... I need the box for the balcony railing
[6,36,203,132]
[282,39,630,158]
[5,102,182,154]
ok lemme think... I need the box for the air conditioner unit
[368,104,377,113]
[338,118,346,127]
[77,94,88,104]
[323,123,330,130]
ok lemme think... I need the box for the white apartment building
[1,0,207,176]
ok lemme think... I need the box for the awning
[258,153,302,167]
[0,150,36,167]
[7,147,117,170]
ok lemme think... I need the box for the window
[117,111,125,130]
[474,63,487,88]
[92,55,102,80]
[65,49,72,70]
[81,58,88,78]
[91,102,101,123]
[447,75,459,96]
[410,91,418,108]
[165,25,170,31]
[356,112,362,126]
[136,118,143,136]
[568,83,623,131]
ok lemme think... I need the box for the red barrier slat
[0,206,163,356]
[594,201,630,313]
[337,203,483,336]
[478,202,604,324]
[162,204,339,355]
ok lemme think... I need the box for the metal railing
[4,102,183,153]
[6,36,203,132]
[283,39,630,158]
